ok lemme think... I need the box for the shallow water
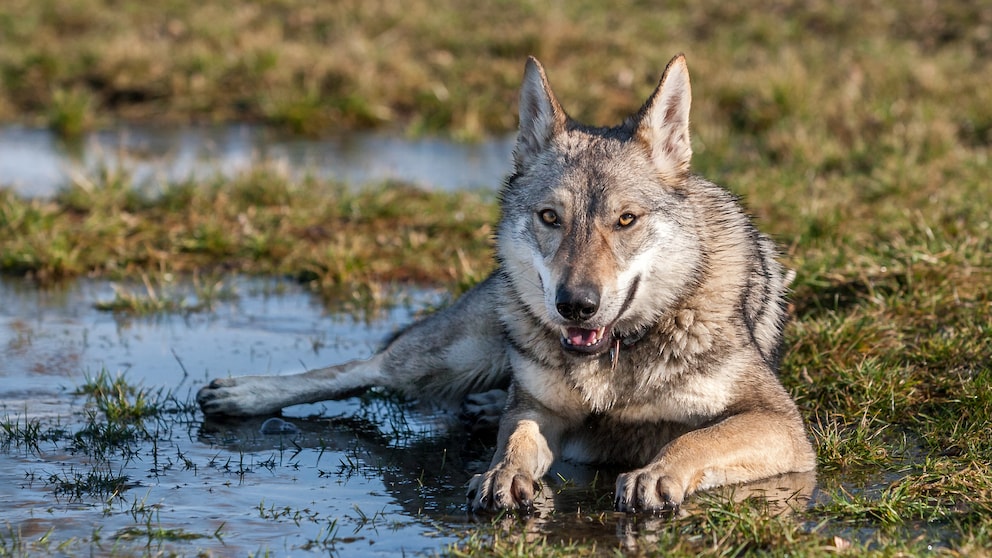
[0,124,515,197]
[0,275,955,555]
[0,276,830,555]
[0,277,473,555]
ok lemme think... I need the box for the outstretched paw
[196,376,285,417]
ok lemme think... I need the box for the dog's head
[497,55,705,357]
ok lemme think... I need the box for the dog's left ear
[635,54,692,181]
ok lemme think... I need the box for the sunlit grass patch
[0,170,497,311]
[0,0,987,142]
[47,87,95,139]
[76,368,165,423]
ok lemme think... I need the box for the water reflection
[0,276,415,413]
[199,402,819,555]
[2,275,904,555]
[0,276,464,556]
[0,124,515,197]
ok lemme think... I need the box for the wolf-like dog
[197,54,816,513]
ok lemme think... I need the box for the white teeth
[590,327,605,345]
[561,326,606,346]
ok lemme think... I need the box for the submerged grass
[0,371,234,554]
[0,0,990,555]
[93,272,237,315]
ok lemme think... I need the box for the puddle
[0,276,953,555]
[0,276,822,555]
[0,124,515,197]
[0,277,472,555]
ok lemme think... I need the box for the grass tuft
[76,368,163,423]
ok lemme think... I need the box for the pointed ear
[635,54,693,181]
[513,57,567,170]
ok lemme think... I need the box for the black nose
[555,284,600,321]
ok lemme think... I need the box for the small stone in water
[260,417,299,435]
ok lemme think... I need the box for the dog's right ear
[514,57,567,171]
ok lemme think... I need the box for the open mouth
[554,276,641,357]
[560,325,612,355]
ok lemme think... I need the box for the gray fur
[197,54,816,514]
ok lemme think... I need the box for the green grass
[0,0,991,555]
[0,169,497,311]
[1,0,990,141]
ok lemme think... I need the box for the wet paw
[467,466,538,513]
[196,376,283,416]
[614,469,684,514]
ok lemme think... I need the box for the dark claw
[661,499,680,514]
[646,497,679,516]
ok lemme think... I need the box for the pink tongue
[566,327,599,346]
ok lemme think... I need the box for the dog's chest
[565,310,735,420]
[565,357,736,423]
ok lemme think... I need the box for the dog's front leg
[467,400,562,512]
[467,418,557,512]
[614,410,816,513]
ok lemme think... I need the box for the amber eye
[618,213,637,228]
[539,209,560,227]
